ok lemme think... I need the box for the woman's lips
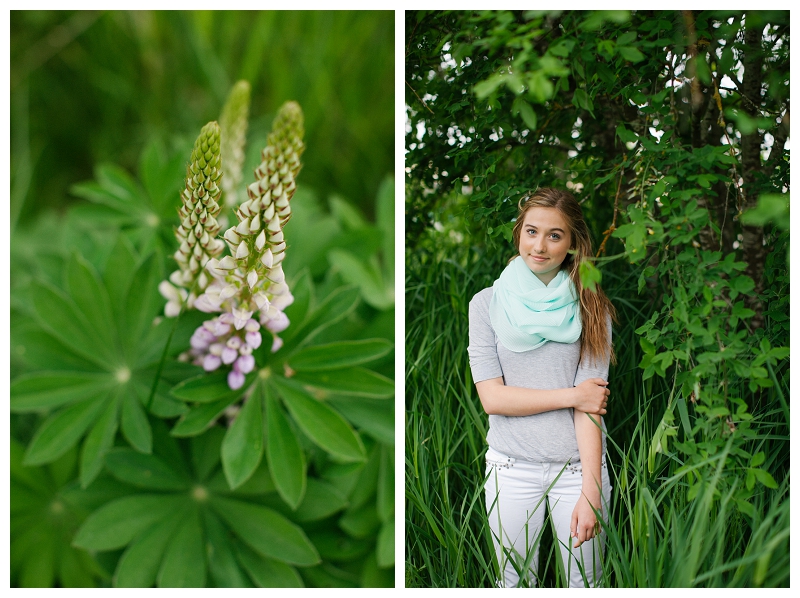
[530,255,548,262]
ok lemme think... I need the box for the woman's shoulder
[469,287,494,310]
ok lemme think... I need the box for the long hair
[510,187,617,366]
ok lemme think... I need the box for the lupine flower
[159,121,225,314]
[170,101,304,390]
[219,80,251,214]
[196,101,304,362]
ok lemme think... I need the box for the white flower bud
[248,211,260,233]
[220,284,238,300]
[159,280,180,302]
[268,266,285,283]
[260,249,274,269]
[236,241,249,259]
[224,228,241,245]
[218,256,237,270]
[165,301,181,317]
[255,229,266,251]
[267,214,281,232]
[236,219,252,236]
[253,292,269,310]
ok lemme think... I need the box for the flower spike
[159,121,225,315]
[219,80,251,212]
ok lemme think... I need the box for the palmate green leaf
[288,339,392,372]
[375,176,394,280]
[221,389,264,490]
[211,496,320,566]
[102,235,139,320]
[24,398,106,466]
[105,448,191,491]
[294,478,349,522]
[328,249,393,310]
[10,371,115,413]
[80,392,121,488]
[121,390,153,453]
[235,542,304,588]
[171,394,241,437]
[171,371,245,403]
[18,531,56,587]
[292,367,394,398]
[203,509,251,588]
[122,253,163,356]
[376,521,394,568]
[283,269,313,330]
[377,445,393,523]
[67,252,118,357]
[113,515,183,588]
[73,494,186,551]
[132,377,188,419]
[11,439,108,588]
[340,503,381,539]
[265,388,306,509]
[12,325,102,373]
[328,397,393,445]
[31,280,108,368]
[191,426,226,483]
[348,443,380,510]
[282,285,360,351]
[157,507,207,588]
[272,377,366,462]
[306,530,371,562]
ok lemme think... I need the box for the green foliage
[406,9,788,588]
[11,11,393,227]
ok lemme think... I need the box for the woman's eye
[550,234,561,240]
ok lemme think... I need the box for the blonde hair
[510,187,617,366]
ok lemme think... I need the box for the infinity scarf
[488,256,582,352]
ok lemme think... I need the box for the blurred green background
[10,10,394,229]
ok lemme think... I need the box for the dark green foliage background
[405,10,788,588]
[11,10,394,228]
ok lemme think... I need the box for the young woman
[468,187,616,588]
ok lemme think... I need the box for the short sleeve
[573,314,612,386]
[467,288,504,383]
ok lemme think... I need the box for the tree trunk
[739,16,766,328]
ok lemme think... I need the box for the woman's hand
[571,378,609,414]
[570,493,601,548]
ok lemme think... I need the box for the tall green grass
[404,239,789,588]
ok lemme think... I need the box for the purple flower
[221,346,238,365]
[228,370,245,390]
[235,354,255,374]
[245,331,262,349]
[203,354,222,371]
[266,311,290,333]
[191,328,216,350]
[271,336,284,353]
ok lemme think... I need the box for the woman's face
[518,206,572,285]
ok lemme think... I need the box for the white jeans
[484,446,611,588]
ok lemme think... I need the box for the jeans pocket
[485,447,515,470]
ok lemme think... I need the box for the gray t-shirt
[467,287,609,463]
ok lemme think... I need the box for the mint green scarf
[489,256,582,352]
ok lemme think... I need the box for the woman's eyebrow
[525,224,566,233]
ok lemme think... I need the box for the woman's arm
[570,411,603,548]
[475,377,609,416]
